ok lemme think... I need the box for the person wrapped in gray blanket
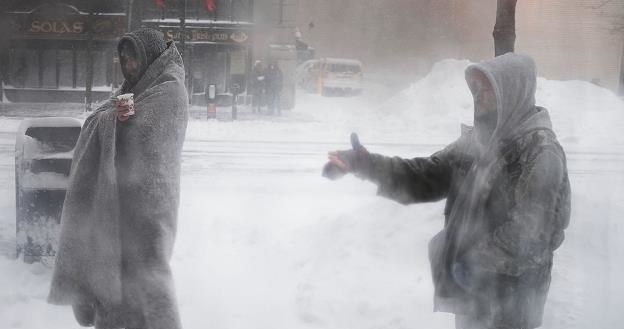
[48,28,188,329]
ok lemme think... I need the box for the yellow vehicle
[297,58,363,96]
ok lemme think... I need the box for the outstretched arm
[325,134,460,205]
[365,151,453,204]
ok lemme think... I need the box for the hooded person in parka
[48,28,188,329]
[324,53,571,329]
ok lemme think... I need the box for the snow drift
[1,58,624,329]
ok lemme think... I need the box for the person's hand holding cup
[115,93,135,122]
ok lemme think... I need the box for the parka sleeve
[360,143,457,205]
[466,147,566,276]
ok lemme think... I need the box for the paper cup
[116,93,135,116]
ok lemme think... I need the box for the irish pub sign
[161,27,250,44]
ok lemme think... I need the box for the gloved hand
[451,262,472,291]
[322,133,371,180]
[72,303,95,327]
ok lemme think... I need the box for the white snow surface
[1,59,624,329]
[188,59,624,149]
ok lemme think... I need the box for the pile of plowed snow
[290,58,624,148]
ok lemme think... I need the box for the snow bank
[186,58,624,150]
[1,58,624,329]
[536,78,624,148]
[176,60,624,329]
[0,258,76,328]
[382,59,624,149]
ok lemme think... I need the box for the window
[8,49,39,88]
[58,50,74,88]
[7,47,110,90]
[216,0,232,21]
[41,50,57,88]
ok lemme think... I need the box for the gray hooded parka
[360,54,571,328]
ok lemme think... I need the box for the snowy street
[2,60,624,329]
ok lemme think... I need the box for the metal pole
[127,0,134,32]
[0,0,8,104]
[178,0,186,58]
[0,64,3,104]
[278,0,284,25]
[85,9,94,112]
[230,0,234,21]
[112,55,119,91]
[178,0,191,103]
[232,88,238,120]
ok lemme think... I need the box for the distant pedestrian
[266,62,283,116]
[250,60,266,114]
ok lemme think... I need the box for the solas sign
[30,20,85,34]
[8,13,126,40]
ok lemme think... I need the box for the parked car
[296,58,363,96]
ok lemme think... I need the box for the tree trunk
[493,0,518,56]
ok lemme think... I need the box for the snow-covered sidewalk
[1,59,624,329]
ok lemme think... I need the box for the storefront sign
[8,13,126,40]
[163,28,250,44]
[30,20,85,34]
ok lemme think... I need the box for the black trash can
[15,118,82,264]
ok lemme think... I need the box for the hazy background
[292,0,624,92]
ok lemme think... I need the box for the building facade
[297,0,624,95]
[1,0,127,103]
[453,0,624,94]
[514,0,624,93]
[136,0,254,105]
[0,0,258,106]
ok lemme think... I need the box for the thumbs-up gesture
[323,133,371,180]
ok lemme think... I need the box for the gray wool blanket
[49,43,188,329]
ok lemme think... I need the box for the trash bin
[15,117,82,264]
[206,84,217,119]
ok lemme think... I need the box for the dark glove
[322,133,371,180]
[72,303,95,327]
